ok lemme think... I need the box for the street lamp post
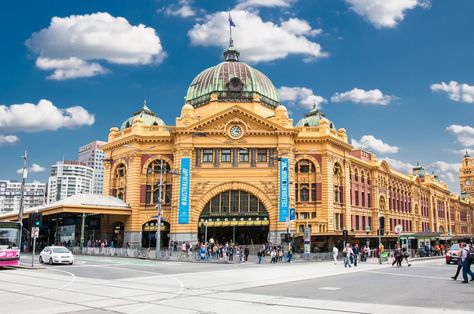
[17,150,28,251]
[204,220,208,244]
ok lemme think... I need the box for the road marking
[318,287,341,290]
[367,270,450,281]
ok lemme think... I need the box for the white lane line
[367,270,450,281]
[318,287,341,291]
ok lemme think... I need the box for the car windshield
[52,247,70,253]
[450,244,460,250]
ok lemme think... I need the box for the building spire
[465,150,471,158]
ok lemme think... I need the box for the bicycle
[160,250,171,260]
[177,251,192,261]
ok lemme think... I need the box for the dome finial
[465,150,471,158]
[224,12,239,62]
[143,99,149,110]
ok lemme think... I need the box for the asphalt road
[3,254,473,314]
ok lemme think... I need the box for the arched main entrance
[142,220,170,248]
[198,189,269,245]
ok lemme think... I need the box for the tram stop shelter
[0,194,131,247]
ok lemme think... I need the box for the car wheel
[49,258,53,265]
[69,261,73,265]
[39,256,43,263]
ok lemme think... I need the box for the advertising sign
[178,157,191,224]
[279,158,289,222]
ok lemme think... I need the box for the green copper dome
[120,102,166,130]
[185,46,280,108]
[296,105,336,129]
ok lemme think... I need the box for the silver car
[39,246,74,265]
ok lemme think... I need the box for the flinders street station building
[3,43,474,251]
[97,42,474,250]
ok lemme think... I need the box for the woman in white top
[333,246,339,264]
[343,243,353,268]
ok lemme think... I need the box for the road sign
[394,224,403,234]
[31,227,39,239]
[286,217,290,227]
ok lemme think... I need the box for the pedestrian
[392,244,402,267]
[343,243,353,268]
[270,249,277,263]
[228,244,234,261]
[257,248,263,264]
[451,243,464,281]
[352,244,360,267]
[332,246,339,264]
[244,247,249,262]
[402,245,411,267]
[460,243,474,283]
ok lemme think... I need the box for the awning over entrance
[413,231,443,238]
[0,194,131,221]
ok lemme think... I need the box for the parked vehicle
[445,243,461,264]
[39,246,74,265]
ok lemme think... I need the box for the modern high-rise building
[0,180,46,213]
[47,161,94,203]
[78,140,106,194]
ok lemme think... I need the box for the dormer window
[228,77,243,92]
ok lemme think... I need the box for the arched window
[145,159,172,205]
[361,171,365,183]
[295,159,318,202]
[112,163,127,201]
[354,169,359,182]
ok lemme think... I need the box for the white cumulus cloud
[26,12,166,79]
[345,0,430,29]
[17,163,47,174]
[431,81,474,104]
[331,88,394,105]
[352,135,399,154]
[0,99,95,132]
[188,10,327,63]
[427,161,461,189]
[162,0,196,18]
[236,0,294,9]
[382,157,414,173]
[446,125,474,147]
[0,135,19,145]
[277,86,326,110]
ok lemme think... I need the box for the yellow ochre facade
[101,45,474,249]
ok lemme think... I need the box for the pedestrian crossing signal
[29,212,42,228]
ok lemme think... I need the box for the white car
[39,246,74,265]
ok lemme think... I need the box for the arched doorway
[112,222,124,247]
[142,220,170,248]
[198,190,269,245]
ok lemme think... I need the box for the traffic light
[342,229,348,240]
[379,217,385,234]
[29,212,42,228]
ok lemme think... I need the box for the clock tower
[460,151,474,197]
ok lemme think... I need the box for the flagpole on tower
[228,11,233,47]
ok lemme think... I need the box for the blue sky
[0,0,473,193]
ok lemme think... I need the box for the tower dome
[120,101,166,130]
[296,105,336,130]
[185,44,280,109]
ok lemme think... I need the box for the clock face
[466,179,472,186]
[229,125,242,138]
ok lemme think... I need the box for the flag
[229,14,236,27]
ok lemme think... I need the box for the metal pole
[204,222,208,244]
[17,151,28,251]
[80,213,86,251]
[155,159,164,258]
[31,236,36,267]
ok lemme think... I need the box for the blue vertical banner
[178,157,190,224]
[279,158,289,222]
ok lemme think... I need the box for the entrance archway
[142,220,170,248]
[198,189,269,245]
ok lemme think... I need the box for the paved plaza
[0,255,473,314]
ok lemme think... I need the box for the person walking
[352,244,360,267]
[257,248,263,264]
[451,243,465,281]
[392,244,402,267]
[402,245,411,267]
[332,246,339,264]
[460,243,474,283]
[343,243,353,268]
[287,243,293,263]
[244,247,250,262]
